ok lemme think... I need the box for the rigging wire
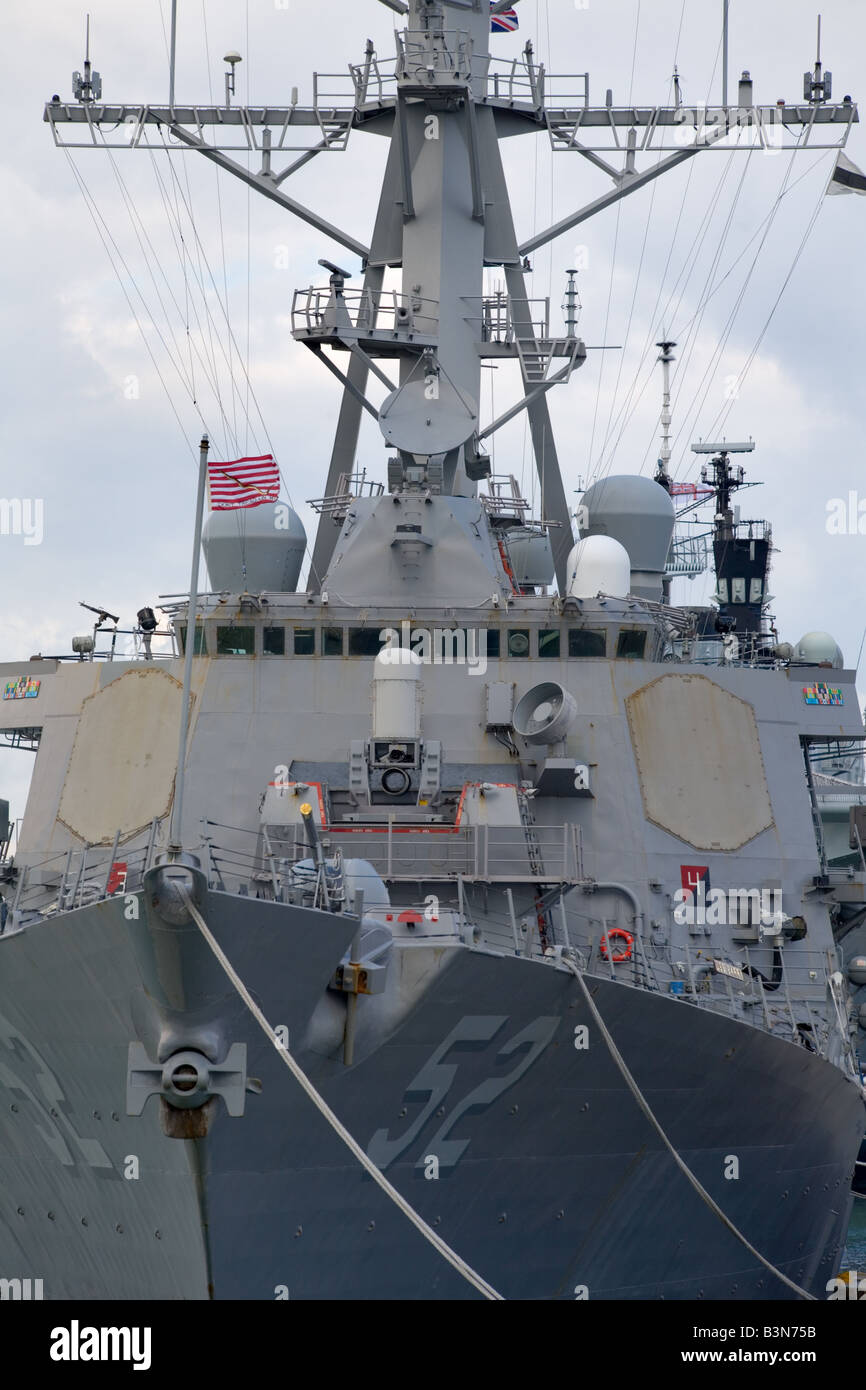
[593,21,727,484]
[180,886,504,1302]
[668,146,805,477]
[672,0,687,69]
[152,131,319,581]
[155,136,272,457]
[593,155,711,478]
[520,0,544,516]
[592,11,723,484]
[61,147,214,462]
[598,152,827,478]
[99,140,197,402]
[147,149,206,417]
[94,130,248,461]
[670,154,827,341]
[585,0,642,481]
[667,151,754,415]
[245,0,252,457]
[560,955,816,1300]
[202,0,240,454]
[65,134,322,584]
[632,149,756,480]
[155,1,199,412]
[595,70,687,472]
[186,162,235,453]
[701,173,829,447]
[148,145,259,458]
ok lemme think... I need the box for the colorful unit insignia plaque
[803,684,843,706]
[3,676,41,701]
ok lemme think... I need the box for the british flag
[491,4,519,34]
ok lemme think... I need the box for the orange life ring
[600,928,634,963]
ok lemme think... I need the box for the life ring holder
[599,928,634,963]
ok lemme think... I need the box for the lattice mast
[44,0,859,590]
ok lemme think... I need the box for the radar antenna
[72,14,101,103]
[691,441,770,638]
[653,339,677,492]
[45,0,859,590]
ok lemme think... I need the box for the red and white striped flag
[208,455,281,510]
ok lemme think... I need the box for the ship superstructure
[0,0,864,1301]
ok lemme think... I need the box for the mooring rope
[178,887,503,1301]
[559,955,816,1300]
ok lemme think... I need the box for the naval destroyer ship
[1,0,864,1300]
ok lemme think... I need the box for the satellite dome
[202,503,306,593]
[795,631,843,668]
[566,535,631,599]
[579,475,675,600]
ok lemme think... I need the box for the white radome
[566,534,632,599]
[372,646,423,741]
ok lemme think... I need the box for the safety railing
[395,30,473,88]
[5,821,162,926]
[4,629,178,666]
[267,820,583,885]
[2,824,856,1071]
[291,286,439,339]
[465,294,551,345]
[529,902,857,1066]
[307,471,385,518]
[310,52,580,112]
[665,533,709,578]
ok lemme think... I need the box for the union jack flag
[491,4,519,33]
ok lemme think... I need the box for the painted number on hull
[367,1015,559,1172]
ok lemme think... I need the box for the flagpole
[169,0,178,109]
[169,434,209,853]
[722,0,730,108]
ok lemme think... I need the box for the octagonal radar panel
[378,378,477,457]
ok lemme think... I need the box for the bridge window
[539,628,561,658]
[178,625,207,656]
[568,629,606,658]
[323,626,344,656]
[216,626,255,656]
[263,626,285,656]
[507,629,530,658]
[616,630,647,660]
[348,627,384,657]
[293,627,316,655]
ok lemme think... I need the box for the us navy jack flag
[207,455,281,509]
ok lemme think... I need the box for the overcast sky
[2,0,864,829]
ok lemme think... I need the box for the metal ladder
[515,332,552,384]
[517,790,555,950]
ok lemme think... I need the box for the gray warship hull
[7,0,865,1306]
[0,888,860,1301]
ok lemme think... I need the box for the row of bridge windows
[179,624,648,661]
